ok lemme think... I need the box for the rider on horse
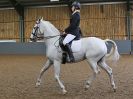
[63,1,81,62]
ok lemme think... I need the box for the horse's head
[30,17,60,42]
[30,17,44,42]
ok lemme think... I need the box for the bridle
[32,27,61,40]
[31,22,62,41]
[31,26,44,40]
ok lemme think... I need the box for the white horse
[30,18,120,94]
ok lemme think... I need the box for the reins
[43,29,64,39]
[43,35,61,39]
[34,26,62,40]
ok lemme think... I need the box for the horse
[30,18,120,94]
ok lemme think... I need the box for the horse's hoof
[36,82,41,87]
[113,88,117,92]
[112,85,117,92]
[84,85,90,90]
[62,90,67,95]
[98,70,101,74]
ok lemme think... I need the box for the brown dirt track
[0,55,133,99]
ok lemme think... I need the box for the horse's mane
[42,20,60,35]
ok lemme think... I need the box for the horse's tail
[104,39,120,61]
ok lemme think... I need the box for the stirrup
[69,57,75,62]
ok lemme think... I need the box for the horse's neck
[42,20,60,47]
[45,36,60,47]
[44,31,59,45]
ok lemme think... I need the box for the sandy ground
[0,55,133,99]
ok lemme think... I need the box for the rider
[63,1,81,62]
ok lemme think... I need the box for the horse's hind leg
[85,59,99,90]
[98,58,116,92]
[36,59,53,87]
[53,60,67,94]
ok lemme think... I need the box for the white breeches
[63,34,76,45]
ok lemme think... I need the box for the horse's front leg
[36,59,53,87]
[54,60,67,94]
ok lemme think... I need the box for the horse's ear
[41,17,43,21]
[37,16,41,21]
[36,16,42,23]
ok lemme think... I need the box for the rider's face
[71,6,75,12]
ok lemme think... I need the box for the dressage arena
[0,55,133,99]
[0,0,133,99]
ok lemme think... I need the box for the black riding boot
[65,43,75,62]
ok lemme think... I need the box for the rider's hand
[63,31,66,34]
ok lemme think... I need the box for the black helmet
[72,1,81,9]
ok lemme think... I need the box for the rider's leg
[65,43,75,62]
[63,34,76,45]
[63,34,75,62]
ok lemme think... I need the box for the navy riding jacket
[65,11,80,40]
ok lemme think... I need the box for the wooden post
[126,0,131,40]
[9,0,25,42]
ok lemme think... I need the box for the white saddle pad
[71,40,81,52]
